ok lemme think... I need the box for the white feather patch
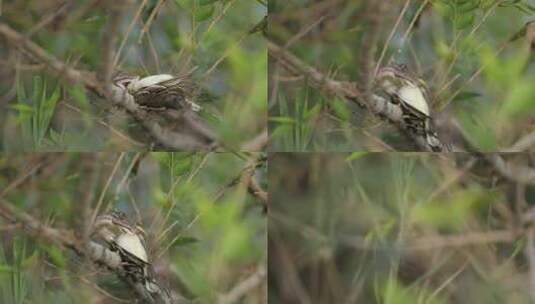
[128,74,175,93]
[398,85,429,116]
[116,232,149,263]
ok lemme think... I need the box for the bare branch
[99,2,128,85]
[241,128,268,152]
[25,2,71,37]
[487,154,535,185]
[0,23,99,90]
[213,154,267,210]
[338,228,521,252]
[359,1,387,102]
[504,130,535,152]
[217,265,266,304]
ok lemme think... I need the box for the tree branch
[241,128,268,151]
[504,129,535,152]
[359,1,387,103]
[487,154,535,185]
[217,265,266,304]
[213,154,267,211]
[99,2,126,85]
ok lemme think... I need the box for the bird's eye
[114,78,133,88]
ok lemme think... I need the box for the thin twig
[138,0,166,43]
[359,1,387,103]
[374,0,411,76]
[99,2,126,85]
[0,161,44,198]
[504,130,535,152]
[113,0,149,68]
[59,101,144,147]
[90,153,125,229]
[217,265,267,304]
[241,128,268,151]
[487,154,535,185]
[25,2,70,37]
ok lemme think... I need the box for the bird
[112,73,219,150]
[375,64,443,151]
[113,73,203,112]
[93,211,152,287]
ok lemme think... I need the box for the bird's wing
[133,77,199,109]
[398,85,430,117]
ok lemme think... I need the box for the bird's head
[376,66,408,96]
[113,75,140,91]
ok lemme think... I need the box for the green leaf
[455,13,475,29]
[457,110,498,150]
[43,245,66,268]
[269,125,292,143]
[453,91,481,102]
[172,236,200,247]
[330,98,350,121]
[412,188,492,230]
[9,104,35,113]
[198,0,220,5]
[0,265,13,272]
[304,103,321,120]
[502,77,535,117]
[195,4,215,21]
[269,116,295,124]
[68,84,88,107]
[457,0,479,12]
[346,152,369,162]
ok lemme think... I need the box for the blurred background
[0,152,266,303]
[269,152,535,303]
[0,0,266,150]
[269,0,535,151]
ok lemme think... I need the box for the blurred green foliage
[269,153,533,303]
[9,76,60,150]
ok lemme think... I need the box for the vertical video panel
[0,152,266,303]
[269,153,535,303]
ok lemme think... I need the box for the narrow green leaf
[9,104,34,113]
[172,236,200,247]
[346,152,369,162]
[195,5,214,21]
[453,91,481,102]
[198,0,220,5]
[269,117,295,124]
